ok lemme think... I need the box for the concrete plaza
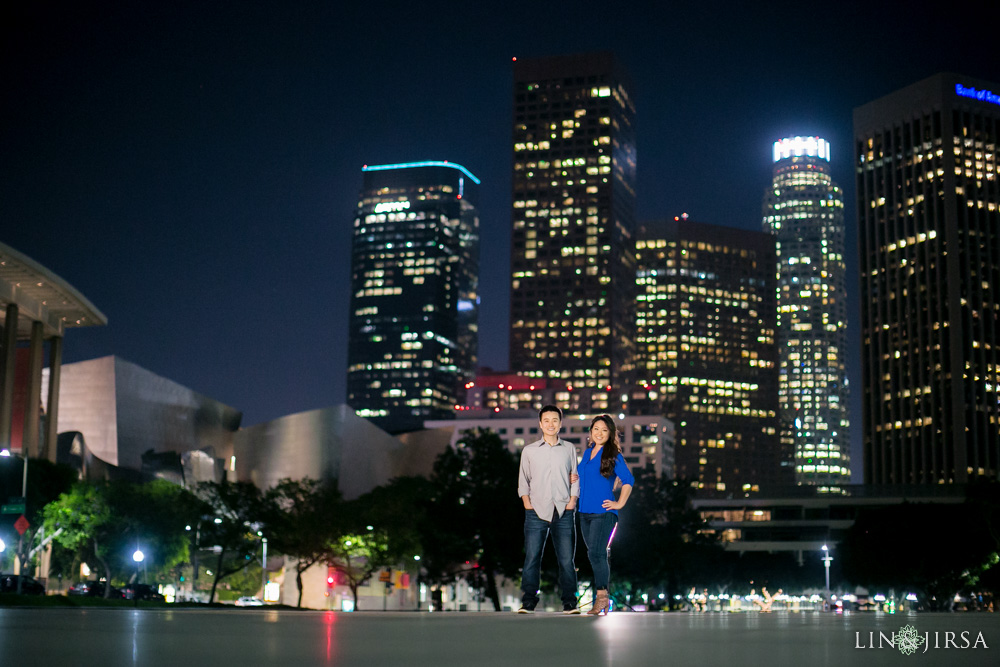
[1,608,998,666]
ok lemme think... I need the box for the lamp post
[133,549,145,608]
[821,545,833,609]
[260,536,268,603]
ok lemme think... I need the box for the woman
[575,414,634,615]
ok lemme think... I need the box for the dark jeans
[579,512,618,590]
[521,508,577,608]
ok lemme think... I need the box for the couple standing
[516,406,635,615]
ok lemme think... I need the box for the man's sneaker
[562,603,581,615]
[517,605,535,614]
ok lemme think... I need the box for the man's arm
[566,445,579,509]
[518,447,533,509]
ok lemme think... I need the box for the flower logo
[896,625,926,655]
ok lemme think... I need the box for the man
[517,405,580,614]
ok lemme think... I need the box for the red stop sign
[14,514,29,535]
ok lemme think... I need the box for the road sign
[14,515,30,535]
[378,569,391,583]
[2,497,25,514]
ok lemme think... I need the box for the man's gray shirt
[517,438,580,520]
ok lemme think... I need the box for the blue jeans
[521,508,577,608]
[579,512,618,590]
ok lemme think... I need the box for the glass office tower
[855,73,1000,484]
[510,52,637,410]
[634,217,783,494]
[763,137,851,488]
[347,161,480,433]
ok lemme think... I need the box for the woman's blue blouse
[576,448,635,514]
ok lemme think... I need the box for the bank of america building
[347,162,480,433]
[855,74,999,484]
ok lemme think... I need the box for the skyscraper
[634,217,783,494]
[510,52,637,408]
[763,137,850,488]
[855,73,1000,484]
[347,161,480,433]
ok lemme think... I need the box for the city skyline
[3,1,996,484]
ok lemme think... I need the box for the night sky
[2,1,996,478]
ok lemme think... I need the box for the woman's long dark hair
[588,414,621,478]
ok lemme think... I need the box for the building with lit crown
[347,161,480,433]
[763,137,850,488]
[633,217,783,495]
[854,73,1000,484]
[510,52,637,411]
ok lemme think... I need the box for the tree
[421,429,523,611]
[43,479,204,596]
[359,476,429,567]
[613,468,724,608]
[0,456,76,587]
[326,519,396,611]
[196,481,272,603]
[840,500,998,609]
[319,478,427,611]
[118,479,205,577]
[266,478,343,608]
[43,482,119,597]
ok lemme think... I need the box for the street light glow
[133,550,144,563]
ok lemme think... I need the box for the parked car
[121,584,165,602]
[235,596,264,607]
[0,573,46,595]
[67,581,123,598]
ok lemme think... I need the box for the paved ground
[1,608,998,666]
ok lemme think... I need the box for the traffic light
[326,566,335,597]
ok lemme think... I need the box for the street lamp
[821,545,833,608]
[260,536,268,602]
[132,549,145,607]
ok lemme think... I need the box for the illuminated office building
[854,73,1000,484]
[633,217,783,494]
[347,161,480,433]
[763,137,850,488]
[510,52,637,410]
